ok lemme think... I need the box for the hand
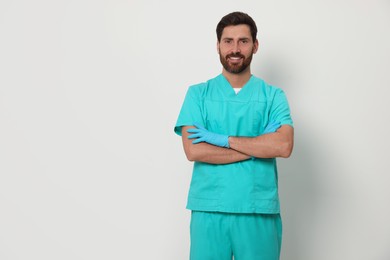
[187,123,230,148]
[263,121,281,134]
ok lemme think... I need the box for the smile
[228,56,243,63]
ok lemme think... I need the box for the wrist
[226,136,231,148]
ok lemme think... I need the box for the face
[217,24,258,74]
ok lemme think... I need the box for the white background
[1,0,390,259]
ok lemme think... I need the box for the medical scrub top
[174,74,293,214]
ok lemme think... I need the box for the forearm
[229,125,294,158]
[184,141,250,164]
[182,126,250,164]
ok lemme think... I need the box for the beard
[219,49,254,74]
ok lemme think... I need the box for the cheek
[218,49,229,57]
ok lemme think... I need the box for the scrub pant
[190,211,282,260]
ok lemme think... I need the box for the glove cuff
[225,136,230,148]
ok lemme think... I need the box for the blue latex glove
[187,123,230,148]
[263,121,281,134]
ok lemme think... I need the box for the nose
[232,42,241,53]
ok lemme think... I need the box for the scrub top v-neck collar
[216,74,256,101]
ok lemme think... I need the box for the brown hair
[216,11,258,43]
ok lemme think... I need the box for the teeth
[230,57,241,60]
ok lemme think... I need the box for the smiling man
[174,11,294,260]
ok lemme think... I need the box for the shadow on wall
[278,126,322,260]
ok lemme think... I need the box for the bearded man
[174,11,294,260]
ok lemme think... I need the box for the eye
[241,39,249,44]
[223,39,232,44]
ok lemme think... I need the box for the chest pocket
[203,99,268,137]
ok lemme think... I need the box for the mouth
[226,55,244,63]
[227,55,244,64]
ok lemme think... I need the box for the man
[174,11,294,260]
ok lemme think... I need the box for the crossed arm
[181,124,294,164]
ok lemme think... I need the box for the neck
[222,68,252,88]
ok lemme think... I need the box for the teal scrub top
[174,74,293,214]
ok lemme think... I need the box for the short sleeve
[174,86,205,136]
[269,89,294,127]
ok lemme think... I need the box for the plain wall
[1,0,390,259]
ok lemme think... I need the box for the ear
[216,41,220,54]
[253,39,259,54]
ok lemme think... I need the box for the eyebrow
[222,37,251,41]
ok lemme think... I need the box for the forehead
[221,24,252,39]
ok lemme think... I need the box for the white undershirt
[233,88,241,94]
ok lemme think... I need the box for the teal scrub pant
[190,211,282,260]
